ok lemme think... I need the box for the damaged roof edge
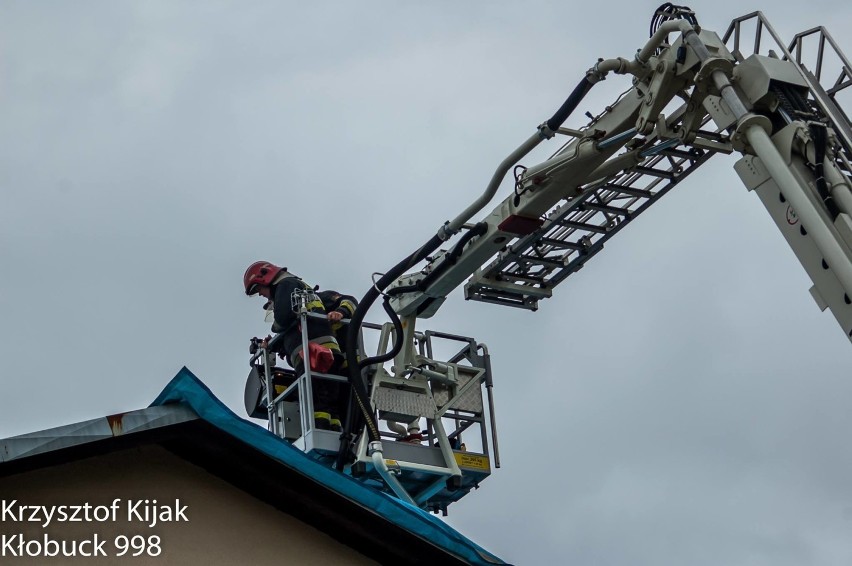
[1,404,199,463]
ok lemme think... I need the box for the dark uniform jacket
[269,273,341,368]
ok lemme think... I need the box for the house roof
[0,367,506,566]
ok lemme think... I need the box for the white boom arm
[385,9,852,343]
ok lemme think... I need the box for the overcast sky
[4,1,852,564]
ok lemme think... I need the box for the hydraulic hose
[444,133,544,237]
[545,77,596,132]
[347,234,444,375]
[336,223,487,469]
[415,222,488,292]
[357,298,405,367]
[340,234,444,451]
[385,222,488,298]
[334,234,444,470]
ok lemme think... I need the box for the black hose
[352,222,486,417]
[339,234,444,450]
[347,234,444,373]
[357,298,405,367]
[418,222,488,291]
[546,77,596,133]
[385,222,488,298]
[333,234,444,470]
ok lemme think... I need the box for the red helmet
[243,261,284,295]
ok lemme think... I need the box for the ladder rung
[660,147,700,160]
[601,185,652,198]
[635,166,676,179]
[538,237,587,251]
[499,272,546,285]
[518,254,567,268]
[469,278,553,299]
[827,79,852,96]
[465,291,538,310]
[558,220,610,234]
[581,202,631,216]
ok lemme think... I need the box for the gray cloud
[4,2,852,564]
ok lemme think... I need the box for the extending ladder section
[465,139,717,310]
[466,13,852,314]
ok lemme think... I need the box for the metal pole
[299,309,315,434]
[262,348,277,437]
[480,345,501,469]
[369,442,417,506]
[432,417,463,478]
[444,132,545,236]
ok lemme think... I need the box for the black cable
[650,4,698,38]
[358,298,405,367]
[415,222,487,292]
[513,165,529,205]
[344,220,488,447]
[385,222,488,299]
[334,233,444,470]
[337,224,481,469]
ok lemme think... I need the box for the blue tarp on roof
[151,367,505,566]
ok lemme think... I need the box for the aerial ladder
[246,5,852,513]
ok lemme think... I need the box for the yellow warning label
[454,453,490,471]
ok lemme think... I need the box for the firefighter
[261,289,359,370]
[244,261,343,432]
